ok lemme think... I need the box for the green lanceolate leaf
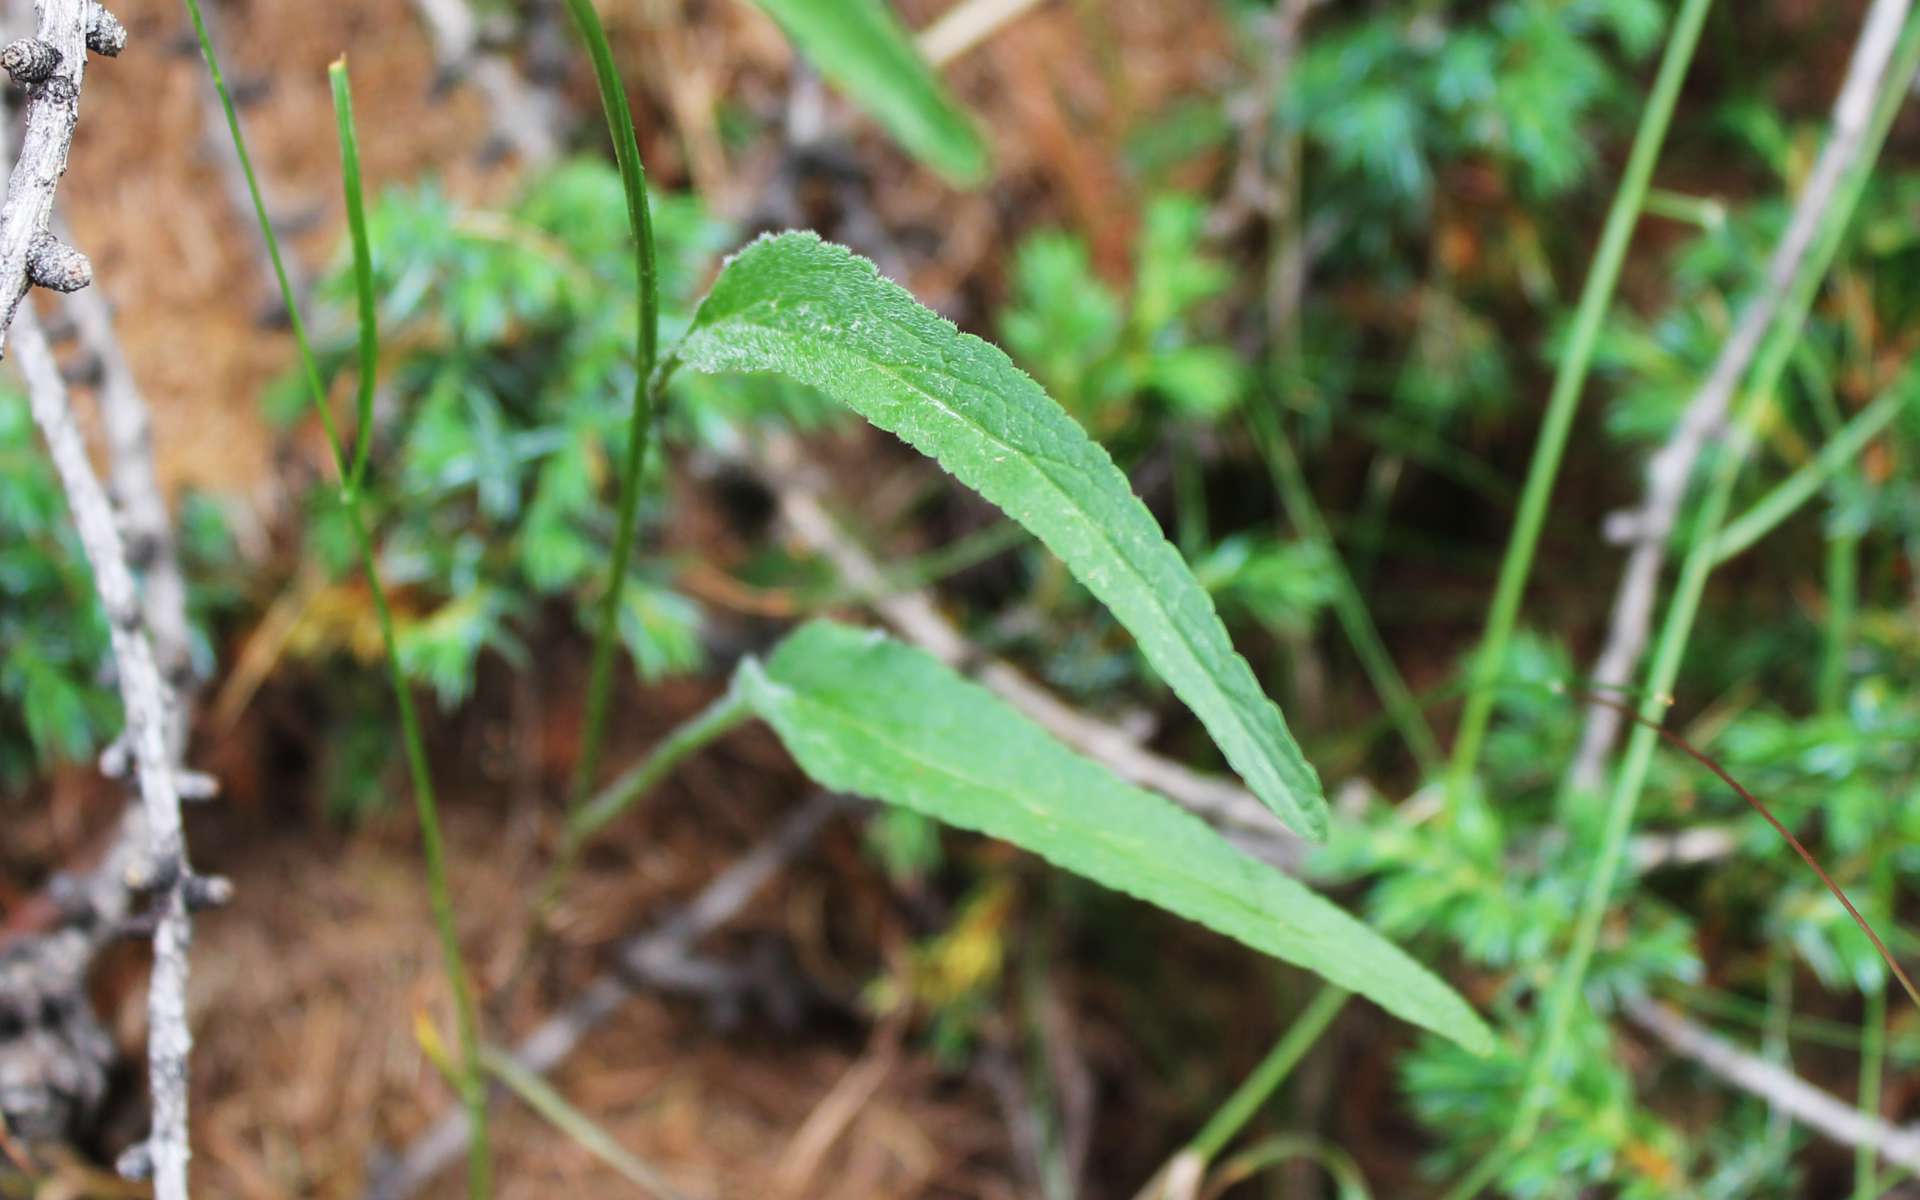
[678,233,1329,841]
[737,620,1490,1052]
[746,0,988,185]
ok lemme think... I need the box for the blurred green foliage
[0,390,116,781]
[282,161,837,813]
[0,391,235,784]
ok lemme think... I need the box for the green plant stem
[1441,0,1713,818]
[1187,985,1350,1162]
[1710,379,1912,565]
[1821,530,1861,713]
[561,0,663,819]
[1672,979,1920,1060]
[1174,429,1210,559]
[1498,5,1920,1159]
[180,30,492,1189]
[539,686,754,911]
[819,519,1030,605]
[1857,890,1889,1199]
[1248,404,1443,774]
[1833,475,1879,1199]
[1437,1141,1518,1200]
[328,60,490,1198]
[1764,948,1794,1163]
[333,69,378,488]
[182,0,330,446]
[479,1045,688,1199]
[345,497,489,1194]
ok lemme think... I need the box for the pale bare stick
[917,0,1047,67]
[17,303,218,1198]
[1627,998,1920,1171]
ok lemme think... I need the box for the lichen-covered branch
[56,221,197,744]
[0,6,223,1195]
[0,0,109,357]
[15,304,216,1198]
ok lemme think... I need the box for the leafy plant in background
[1286,0,1663,219]
[0,390,234,783]
[0,388,116,780]
[1259,0,1674,445]
[1319,634,1704,1192]
[1001,194,1245,439]
[745,0,988,184]
[273,162,833,814]
[996,195,1340,702]
[1314,37,1920,1190]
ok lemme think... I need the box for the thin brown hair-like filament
[1567,684,1920,1013]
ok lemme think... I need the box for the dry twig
[1627,998,1920,1171]
[916,0,1048,67]
[0,0,109,357]
[16,302,217,1198]
[0,7,222,1194]
[55,220,196,731]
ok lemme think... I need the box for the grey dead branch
[0,3,220,1198]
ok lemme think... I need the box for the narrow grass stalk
[1673,979,1920,1060]
[480,1045,688,1199]
[1820,531,1861,712]
[1856,906,1888,1199]
[539,686,754,910]
[331,60,491,1196]
[1186,985,1349,1162]
[1442,0,1714,816]
[1834,495,1880,1200]
[1247,404,1443,774]
[333,70,378,488]
[1496,8,1920,1163]
[1203,1135,1371,1198]
[178,29,494,1189]
[1764,949,1795,1166]
[1133,984,1350,1200]
[1711,378,1913,565]
[560,0,663,815]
